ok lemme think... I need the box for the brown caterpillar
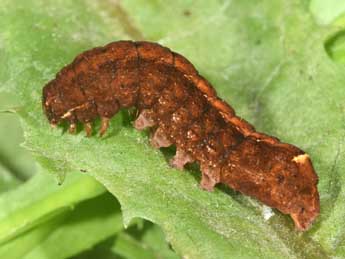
[42,41,320,231]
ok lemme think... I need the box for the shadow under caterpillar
[42,40,320,231]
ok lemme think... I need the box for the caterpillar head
[228,143,320,231]
[267,153,320,231]
[42,81,65,126]
[288,154,320,231]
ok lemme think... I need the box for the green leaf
[0,92,36,181]
[0,163,21,193]
[325,31,345,64]
[110,222,179,259]
[310,0,345,25]
[111,232,166,259]
[0,170,105,244]
[1,0,344,258]
[0,193,124,259]
[0,209,65,259]
[73,221,179,259]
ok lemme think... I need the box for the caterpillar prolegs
[42,41,320,231]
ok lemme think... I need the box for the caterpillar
[42,40,320,231]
